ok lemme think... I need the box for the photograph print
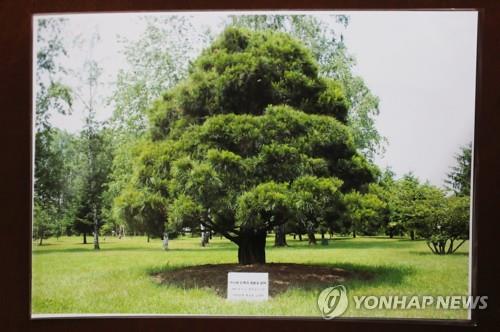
[32,10,478,319]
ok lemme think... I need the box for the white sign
[227,272,269,301]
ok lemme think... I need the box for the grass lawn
[32,235,470,319]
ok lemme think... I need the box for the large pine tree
[121,27,376,264]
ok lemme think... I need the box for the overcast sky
[342,11,477,188]
[35,11,478,188]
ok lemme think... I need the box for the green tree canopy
[415,194,470,255]
[33,18,73,245]
[445,143,472,197]
[118,27,376,264]
[229,14,385,159]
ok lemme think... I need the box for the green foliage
[290,176,344,236]
[149,27,349,140]
[34,18,75,243]
[121,27,375,262]
[166,102,372,239]
[236,182,293,231]
[445,143,472,197]
[72,55,113,243]
[417,195,470,255]
[105,17,386,249]
[33,203,57,245]
[103,139,144,233]
[34,128,66,208]
[168,194,203,231]
[229,14,385,158]
[105,17,206,238]
[444,196,470,237]
[105,16,207,236]
[73,125,113,237]
[34,128,83,243]
[344,190,386,236]
[35,18,73,129]
[382,172,470,254]
[109,16,198,140]
[112,140,172,237]
[389,173,429,238]
[113,186,144,233]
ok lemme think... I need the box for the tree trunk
[308,232,317,245]
[298,233,302,241]
[238,230,267,265]
[94,231,100,249]
[447,239,454,254]
[147,234,150,243]
[201,232,209,247]
[93,208,100,250]
[83,232,87,244]
[274,224,287,247]
[200,224,210,247]
[321,231,325,239]
[39,235,43,246]
[162,232,169,250]
[410,230,415,241]
[352,230,356,238]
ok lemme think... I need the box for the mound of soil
[152,263,368,297]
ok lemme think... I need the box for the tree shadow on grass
[328,262,415,291]
[283,238,417,250]
[409,251,469,257]
[31,242,58,246]
[149,262,415,297]
[32,245,237,255]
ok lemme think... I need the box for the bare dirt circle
[152,263,370,297]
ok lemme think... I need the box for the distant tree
[416,195,470,255]
[291,176,344,244]
[33,203,56,245]
[344,191,385,238]
[366,168,405,238]
[109,16,202,139]
[70,31,113,248]
[33,18,73,244]
[49,130,85,239]
[140,28,375,264]
[117,140,170,242]
[34,128,82,245]
[414,143,472,254]
[105,17,208,242]
[445,143,472,197]
[391,173,422,240]
[35,18,72,130]
[390,174,451,241]
[107,15,385,249]
[74,113,112,248]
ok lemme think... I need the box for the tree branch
[199,219,240,244]
[451,239,467,254]
[426,241,437,255]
